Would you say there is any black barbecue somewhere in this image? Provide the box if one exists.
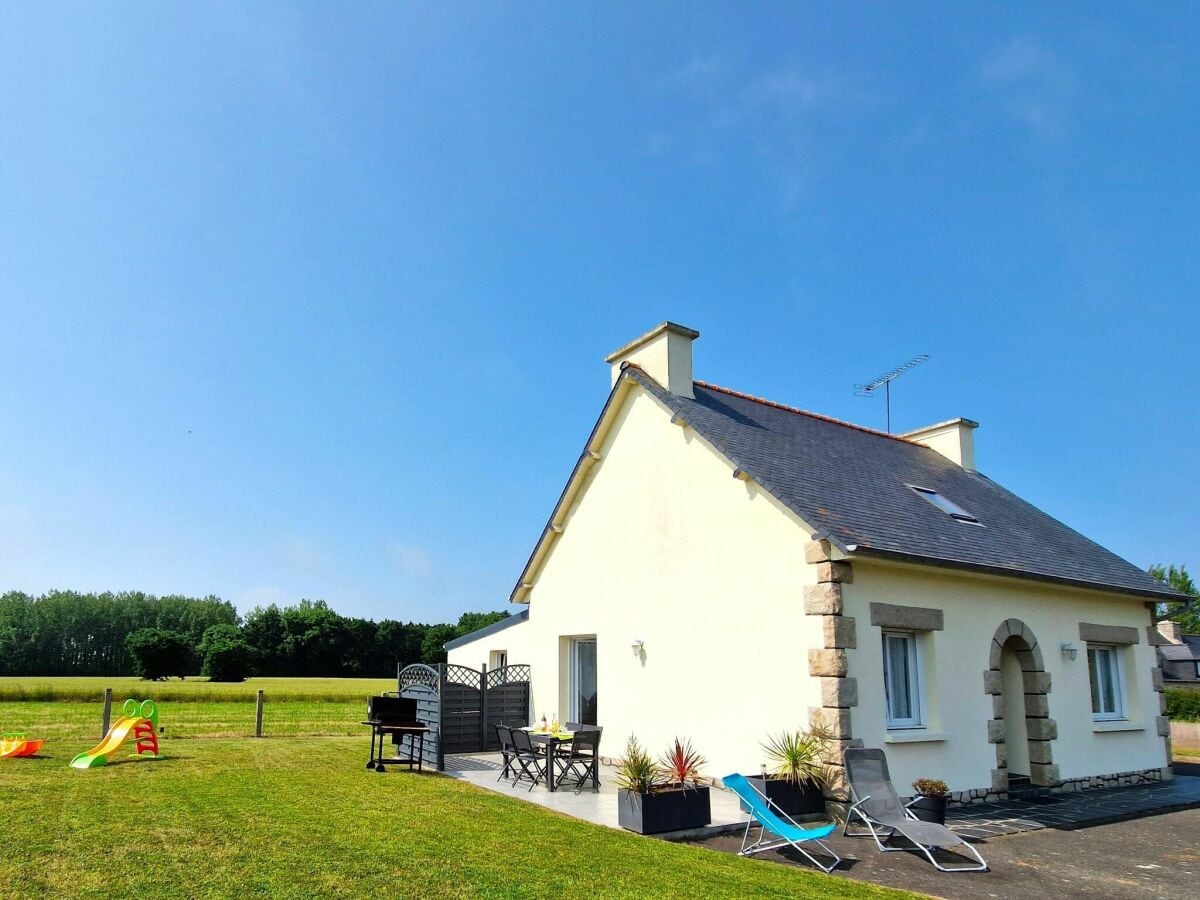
[362,694,429,772]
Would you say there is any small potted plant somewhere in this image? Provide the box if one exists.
[616,736,711,835]
[746,725,832,816]
[909,778,950,825]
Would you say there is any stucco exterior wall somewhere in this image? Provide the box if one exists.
[453,384,824,776]
[844,560,1168,796]
[447,618,532,673]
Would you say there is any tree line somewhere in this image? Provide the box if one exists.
[0,591,507,681]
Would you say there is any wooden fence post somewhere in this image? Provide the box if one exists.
[101,688,112,738]
[255,689,264,738]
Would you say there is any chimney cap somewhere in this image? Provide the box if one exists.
[604,322,700,364]
[901,417,979,438]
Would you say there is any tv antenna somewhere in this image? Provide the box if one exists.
[854,354,930,433]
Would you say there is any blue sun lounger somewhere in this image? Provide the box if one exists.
[722,773,842,873]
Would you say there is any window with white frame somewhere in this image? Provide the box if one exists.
[489,650,507,671]
[1087,644,1125,721]
[882,631,924,728]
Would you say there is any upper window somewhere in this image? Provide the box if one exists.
[1087,645,1126,721]
[909,485,981,525]
[882,631,924,728]
[489,650,508,671]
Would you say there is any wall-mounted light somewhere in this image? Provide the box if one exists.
[631,639,645,655]
[1060,642,1078,661]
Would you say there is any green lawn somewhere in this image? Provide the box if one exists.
[0,736,911,899]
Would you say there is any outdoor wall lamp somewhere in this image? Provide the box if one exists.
[631,639,644,655]
[1060,642,1078,661]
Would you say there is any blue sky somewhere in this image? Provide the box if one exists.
[1,4,1196,622]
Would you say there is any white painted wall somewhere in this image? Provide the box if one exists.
[452,383,823,776]
[448,619,532,675]
[845,561,1167,794]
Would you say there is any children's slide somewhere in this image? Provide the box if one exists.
[0,734,44,758]
[70,699,161,769]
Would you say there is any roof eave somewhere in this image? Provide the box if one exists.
[507,369,642,603]
[844,545,1189,603]
[443,609,529,651]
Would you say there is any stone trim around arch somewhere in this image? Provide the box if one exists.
[982,618,1060,789]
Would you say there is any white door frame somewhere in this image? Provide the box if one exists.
[568,637,597,724]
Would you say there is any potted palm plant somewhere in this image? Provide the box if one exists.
[745,725,832,816]
[909,778,950,825]
[616,736,711,835]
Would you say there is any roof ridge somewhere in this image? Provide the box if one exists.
[693,380,919,445]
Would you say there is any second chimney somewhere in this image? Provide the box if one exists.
[902,418,979,472]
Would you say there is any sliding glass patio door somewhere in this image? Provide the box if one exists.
[569,638,597,726]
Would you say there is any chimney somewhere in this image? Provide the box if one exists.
[902,418,979,472]
[1158,620,1183,645]
[605,322,699,398]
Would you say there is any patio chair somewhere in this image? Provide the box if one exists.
[557,727,603,792]
[495,725,517,782]
[509,727,548,791]
[842,748,987,873]
[722,773,842,873]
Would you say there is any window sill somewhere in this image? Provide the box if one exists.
[1092,720,1143,733]
[884,730,947,744]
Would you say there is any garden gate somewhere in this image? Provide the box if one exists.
[396,662,531,770]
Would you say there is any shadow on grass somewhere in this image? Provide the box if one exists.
[101,754,184,767]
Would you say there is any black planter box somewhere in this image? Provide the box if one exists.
[908,795,947,825]
[743,776,826,816]
[617,786,711,835]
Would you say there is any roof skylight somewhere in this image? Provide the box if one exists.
[909,485,982,525]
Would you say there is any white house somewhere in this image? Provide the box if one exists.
[447,322,1183,806]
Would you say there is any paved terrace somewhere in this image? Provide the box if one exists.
[947,770,1200,839]
[449,753,1200,842]
[444,752,750,838]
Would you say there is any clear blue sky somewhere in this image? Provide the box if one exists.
[1,4,1196,623]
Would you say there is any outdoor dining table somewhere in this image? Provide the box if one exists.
[525,729,575,792]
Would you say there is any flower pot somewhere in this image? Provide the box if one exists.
[617,786,712,835]
[909,794,947,825]
[743,775,826,816]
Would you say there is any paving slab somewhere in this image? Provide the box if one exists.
[444,752,749,837]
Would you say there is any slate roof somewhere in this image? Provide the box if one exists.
[628,367,1182,602]
[1160,635,1200,663]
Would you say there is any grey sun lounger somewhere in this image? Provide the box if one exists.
[843,748,987,872]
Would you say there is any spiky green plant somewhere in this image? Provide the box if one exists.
[657,737,707,789]
[761,724,833,788]
[613,735,663,794]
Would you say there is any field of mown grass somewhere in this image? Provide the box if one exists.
[0,737,911,899]
[0,676,395,702]
[0,676,395,741]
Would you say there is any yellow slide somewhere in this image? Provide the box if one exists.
[70,716,146,769]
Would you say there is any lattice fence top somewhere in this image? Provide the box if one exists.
[486,664,531,689]
[398,663,439,690]
[444,664,483,689]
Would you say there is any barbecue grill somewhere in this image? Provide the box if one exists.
[362,694,429,772]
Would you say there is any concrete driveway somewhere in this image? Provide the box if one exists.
[692,794,1200,899]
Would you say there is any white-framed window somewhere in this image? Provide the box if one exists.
[489,650,507,671]
[882,630,924,728]
[1087,644,1126,721]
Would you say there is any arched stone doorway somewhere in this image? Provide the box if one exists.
[983,619,1059,792]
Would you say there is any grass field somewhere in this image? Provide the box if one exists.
[0,677,396,742]
[0,676,395,703]
[0,736,910,899]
